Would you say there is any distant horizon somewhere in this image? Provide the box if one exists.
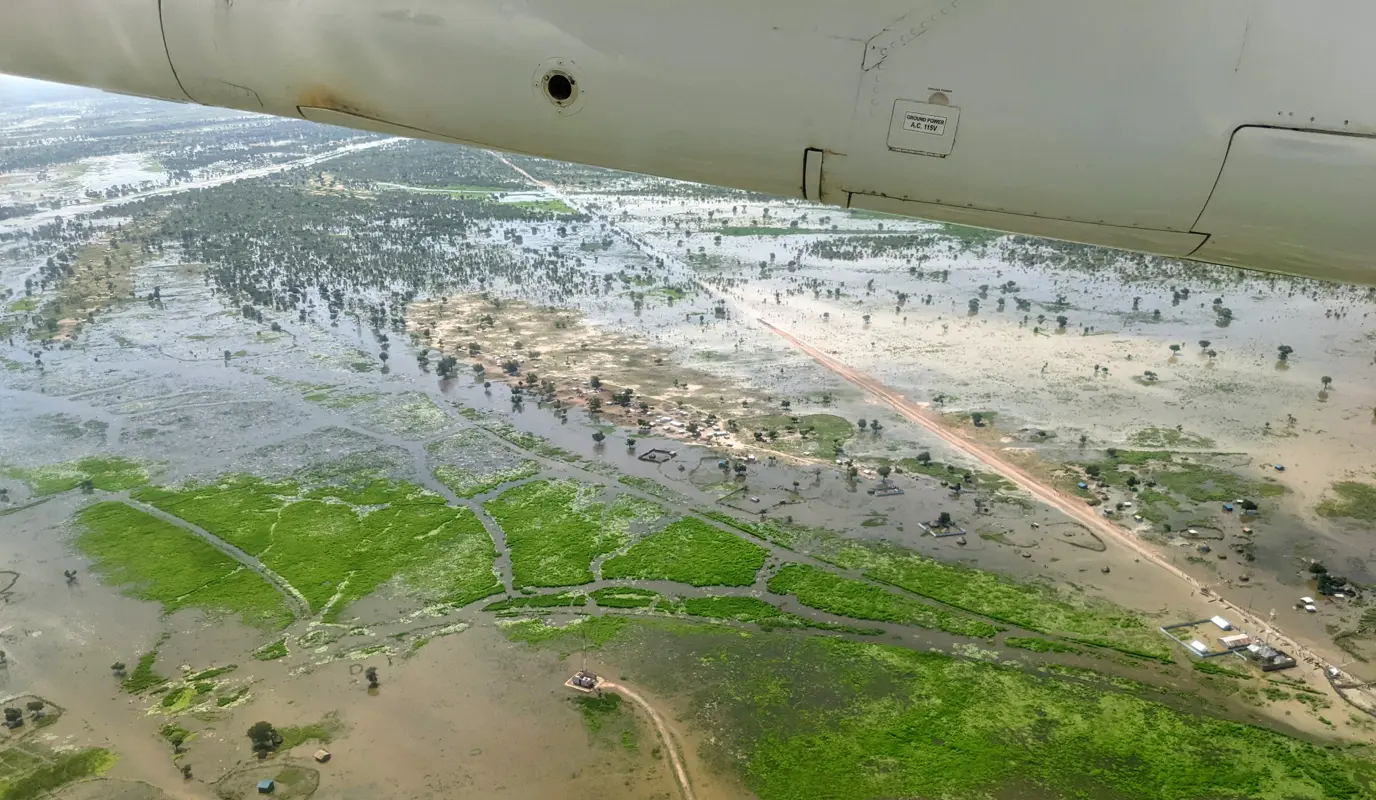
[0,73,103,103]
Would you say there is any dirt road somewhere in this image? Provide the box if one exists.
[600,681,695,800]
[492,148,1334,684]
[755,317,1332,676]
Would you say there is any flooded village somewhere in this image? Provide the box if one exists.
[1,81,1375,799]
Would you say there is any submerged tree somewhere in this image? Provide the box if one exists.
[247,721,281,756]
[1321,375,1333,389]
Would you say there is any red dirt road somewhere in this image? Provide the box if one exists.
[756,317,1327,672]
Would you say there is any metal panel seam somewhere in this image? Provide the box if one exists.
[156,0,193,101]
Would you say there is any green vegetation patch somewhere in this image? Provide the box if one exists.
[254,638,288,661]
[767,564,997,638]
[617,473,674,499]
[700,510,822,550]
[122,650,169,693]
[602,518,767,587]
[483,591,587,614]
[742,414,854,460]
[485,480,634,588]
[1005,636,1082,654]
[303,389,379,409]
[1150,461,1286,504]
[572,691,624,733]
[679,595,875,634]
[133,475,297,556]
[269,497,499,616]
[217,688,250,706]
[590,587,663,609]
[896,457,1013,492]
[500,615,628,652]
[510,198,577,214]
[1129,427,1215,449]
[77,502,294,630]
[6,297,39,312]
[821,540,1170,660]
[136,478,500,619]
[278,712,342,750]
[0,747,115,800]
[481,420,581,462]
[716,226,838,236]
[351,392,451,438]
[538,620,1376,800]
[683,596,800,626]
[427,429,540,497]
[571,691,641,751]
[188,665,237,682]
[1316,481,1376,523]
[3,455,148,496]
[1194,660,1251,679]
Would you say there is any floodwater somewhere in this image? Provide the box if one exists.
[5,95,1376,798]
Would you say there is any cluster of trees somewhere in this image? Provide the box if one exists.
[1308,562,1352,596]
[247,721,283,757]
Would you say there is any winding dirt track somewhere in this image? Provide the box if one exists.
[756,318,1326,671]
[601,681,695,800]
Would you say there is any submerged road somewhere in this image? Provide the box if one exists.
[0,136,401,237]
[600,680,695,800]
[754,317,1332,678]
[491,150,1338,688]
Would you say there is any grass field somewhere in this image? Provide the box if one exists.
[500,615,628,651]
[481,420,582,462]
[818,540,1171,660]
[895,457,1014,492]
[510,198,577,214]
[483,591,587,614]
[253,638,288,661]
[590,587,664,609]
[485,480,664,588]
[1316,481,1376,523]
[3,455,148,496]
[699,510,818,549]
[1129,427,1216,449]
[512,617,1376,800]
[76,502,294,630]
[349,392,451,438]
[0,746,115,800]
[602,518,766,586]
[741,413,854,460]
[428,429,541,497]
[134,478,501,619]
[1148,461,1286,504]
[767,564,998,638]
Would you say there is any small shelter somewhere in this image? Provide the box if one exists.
[257,778,275,794]
[313,749,331,763]
[564,669,605,693]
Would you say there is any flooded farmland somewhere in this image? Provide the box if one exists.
[2,84,1375,800]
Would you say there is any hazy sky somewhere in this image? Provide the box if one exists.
[0,74,98,104]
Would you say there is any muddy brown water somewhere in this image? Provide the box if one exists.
[5,129,1376,797]
[0,495,689,799]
